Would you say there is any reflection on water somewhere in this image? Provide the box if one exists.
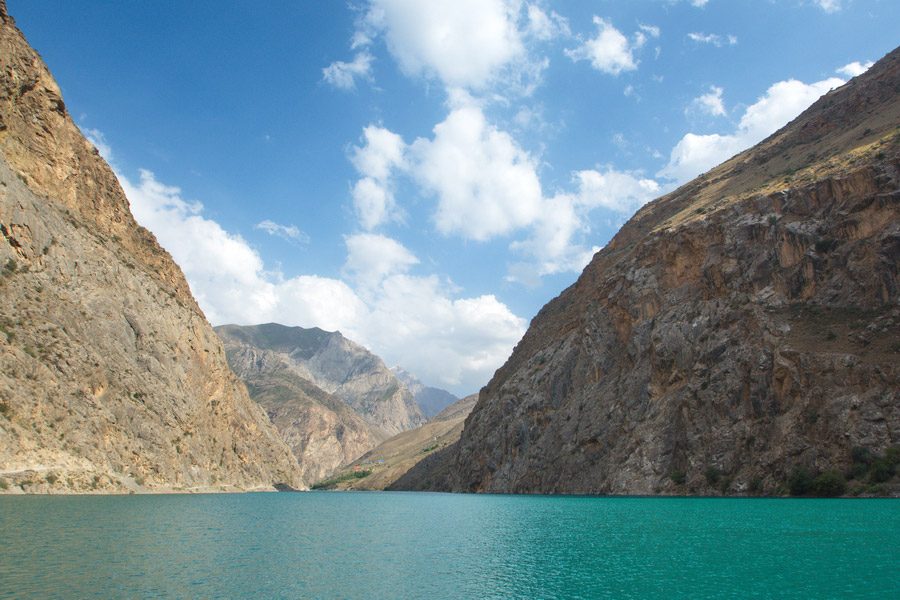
[1,492,898,599]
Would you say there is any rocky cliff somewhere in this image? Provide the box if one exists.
[215,323,426,439]
[391,366,458,418]
[0,3,304,493]
[318,394,477,491]
[215,325,385,485]
[406,46,900,496]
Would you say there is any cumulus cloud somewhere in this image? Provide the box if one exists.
[361,274,527,386]
[343,233,419,291]
[359,0,528,90]
[659,75,844,183]
[574,168,661,213]
[565,16,652,75]
[349,125,408,230]
[687,32,738,47]
[411,104,544,241]
[837,61,873,78]
[256,220,309,244]
[507,167,661,285]
[688,85,727,117]
[322,51,374,90]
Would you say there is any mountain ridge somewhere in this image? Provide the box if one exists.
[398,45,900,496]
[216,323,426,438]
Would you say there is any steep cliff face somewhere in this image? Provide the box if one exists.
[216,323,426,439]
[424,46,900,496]
[0,4,303,493]
[216,329,385,485]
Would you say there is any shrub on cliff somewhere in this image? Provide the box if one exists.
[868,458,896,484]
[788,465,813,496]
[812,470,846,497]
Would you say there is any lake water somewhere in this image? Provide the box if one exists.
[1,492,898,599]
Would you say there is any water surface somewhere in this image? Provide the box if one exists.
[1,492,897,599]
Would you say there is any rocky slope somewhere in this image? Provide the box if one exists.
[215,323,426,438]
[215,328,385,485]
[402,46,900,496]
[319,394,477,491]
[0,3,304,493]
[390,366,458,418]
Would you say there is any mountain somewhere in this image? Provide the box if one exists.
[314,394,477,491]
[390,366,458,418]
[0,4,303,493]
[215,325,385,485]
[215,323,426,438]
[399,46,900,496]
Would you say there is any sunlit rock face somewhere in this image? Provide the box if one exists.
[404,45,900,496]
[0,3,303,493]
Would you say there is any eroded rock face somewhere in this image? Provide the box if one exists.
[216,324,426,439]
[0,3,303,493]
[421,46,900,496]
[216,333,385,486]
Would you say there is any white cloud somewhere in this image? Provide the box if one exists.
[361,274,526,387]
[507,167,661,285]
[343,233,419,290]
[411,104,544,241]
[737,77,843,140]
[362,0,527,90]
[256,220,309,244]
[837,61,873,78]
[322,51,374,90]
[641,24,661,38]
[349,125,408,230]
[687,32,738,47]
[565,16,642,75]
[813,0,842,13]
[574,168,661,213]
[659,75,844,183]
[658,133,745,183]
[350,125,407,181]
[688,85,727,117]
[526,4,570,41]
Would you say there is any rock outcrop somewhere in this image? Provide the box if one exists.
[390,366,458,418]
[215,323,426,438]
[405,46,900,496]
[0,3,303,493]
[215,326,385,485]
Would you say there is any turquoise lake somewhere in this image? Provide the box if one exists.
[1,492,898,599]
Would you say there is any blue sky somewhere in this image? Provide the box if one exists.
[9,0,899,395]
